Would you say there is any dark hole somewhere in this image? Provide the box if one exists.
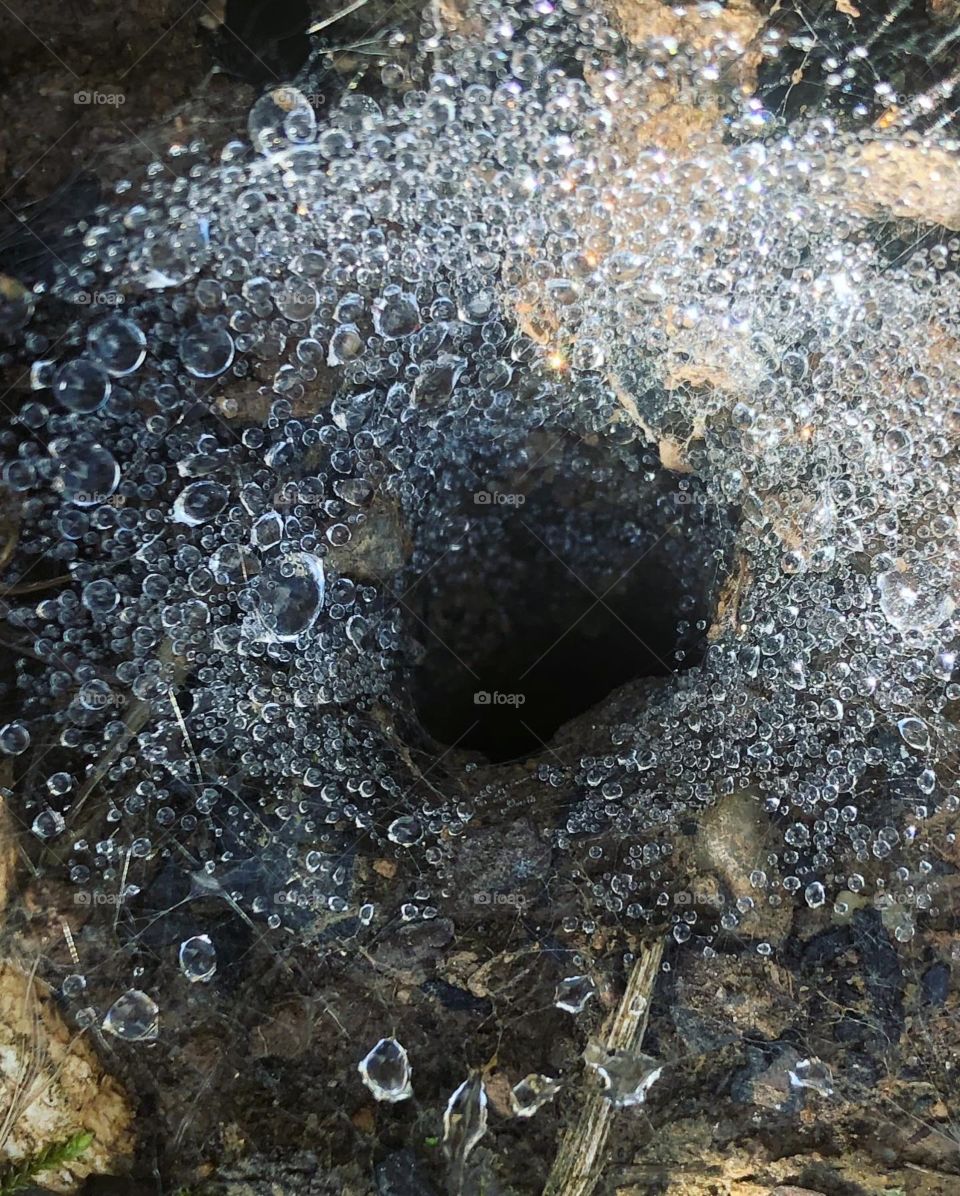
[406,445,735,763]
[212,0,312,85]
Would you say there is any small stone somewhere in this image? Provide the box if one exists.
[0,962,134,1184]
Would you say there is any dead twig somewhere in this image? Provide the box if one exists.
[544,937,665,1196]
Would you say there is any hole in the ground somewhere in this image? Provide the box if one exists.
[406,441,737,763]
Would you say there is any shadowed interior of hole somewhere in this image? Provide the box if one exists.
[407,453,732,763]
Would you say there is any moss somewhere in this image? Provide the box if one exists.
[0,1130,94,1195]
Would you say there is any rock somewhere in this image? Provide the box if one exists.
[696,791,793,944]
[372,919,456,981]
[920,961,951,1007]
[929,0,960,22]
[249,997,315,1060]
[850,910,905,1045]
[602,0,763,92]
[375,1150,439,1196]
[449,818,551,901]
[732,1044,802,1110]
[829,889,869,924]
[670,954,796,1048]
[0,962,134,1193]
[81,1180,156,1195]
[841,141,960,231]
[325,497,410,581]
[421,978,493,1017]
[801,926,853,967]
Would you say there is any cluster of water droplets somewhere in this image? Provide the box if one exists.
[1,0,959,1037]
[542,105,960,945]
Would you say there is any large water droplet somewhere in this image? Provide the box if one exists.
[253,553,326,641]
[179,935,217,983]
[443,1074,488,1163]
[102,989,159,1041]
[358,1037,412,1102]
[555,974,596,1013]
[87,315,147,376]
[172,481,229,526]
[511,1073,562,1118]
[179,324,235,378]
[248,86,317,155]
[53,360,111,413]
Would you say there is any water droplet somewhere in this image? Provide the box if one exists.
[53,360,111,413]
[555,974,596,1014]
[583,1041,663,1107]
[443,1074,488,1163]
[253,553,325,641]
[0,722,30,754]
[31,808,65,840]
[87,316,147,376]
[248,86,317,155]
[387,816,422,846]
[358,1037,412,1102]
[102,989,159,1041]
[179,324,235,378]
[511,1073,562,1118]
[172,481,229,526]
[58,444,120,507]
[898,717,929,751]
[878,566,954,634]
[179,935,217,983]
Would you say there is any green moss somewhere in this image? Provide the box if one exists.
[0,1130,94,1194]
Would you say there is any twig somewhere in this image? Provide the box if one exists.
[0,575,71,596]
[543,938,665,1196]
[308,0,370,36]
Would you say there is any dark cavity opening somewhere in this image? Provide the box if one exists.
[406,442,735,763]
